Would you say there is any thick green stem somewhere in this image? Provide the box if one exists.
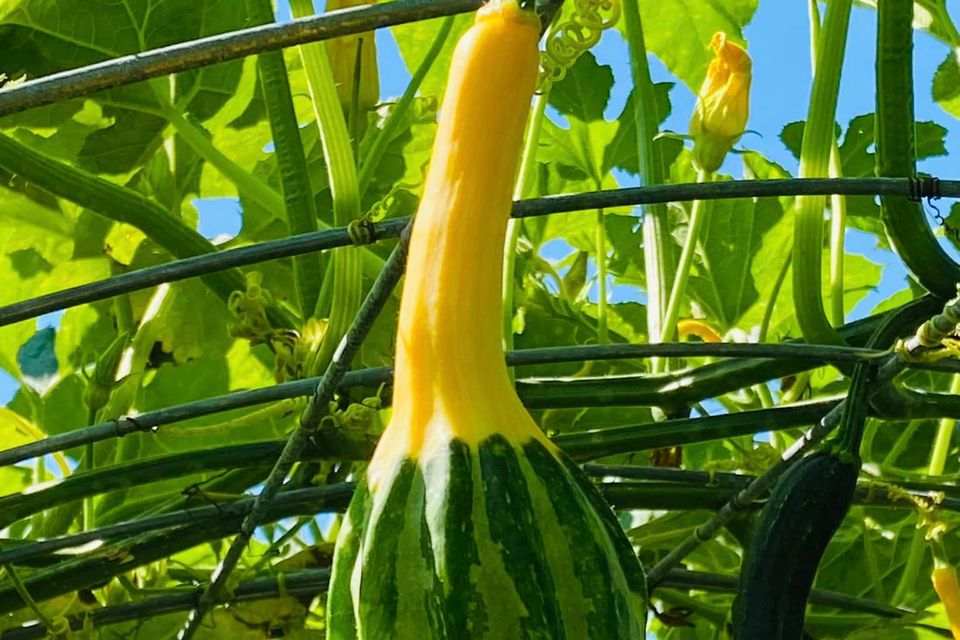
[809,0,848,327]
[621,0,674,371]
[828,147,847,326]
[596,208,608,342]
[0,134,246,305]
[152,86,284,215]
[759,251,792,343]
[793,0,851,345]
[290,0,364,376]
[661,169,712,343]
[246,0,323,317]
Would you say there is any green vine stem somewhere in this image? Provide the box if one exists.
[621,0,674,373]
[890,373,960,605]
[828,147,848,325]
[660,168,712,344]
[596,207,609,342]
[808,0,848,327]
[2,564,61,634]
[2,311,951,471]
[289,0,364,377]
[150,83,284,215]
[0,134,247,308]
[793,0,852,345]
[876,0,960,297]
[357,16,456,197]
[152,80,389,281]
[247,0,323,318]
[504,92,549,372]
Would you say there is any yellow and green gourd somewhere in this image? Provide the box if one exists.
[325,1,648,637]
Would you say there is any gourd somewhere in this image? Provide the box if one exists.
[932,561,960,639]
[731,362,868,638]
[325,1,647,638]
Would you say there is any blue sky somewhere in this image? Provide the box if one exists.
[2,1,958,406]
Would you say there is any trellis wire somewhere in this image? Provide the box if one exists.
[179,226,411,638]
[0,569,332,640]
[592,465,960,512]
[7,464,957,572]
[0,0,956,628]
[0,400,844,531]
[0,342,901,468]
[0,484,354,568]
[0,178,957,327]
[0,0,483,119]
[0,565,905,640]
[658,570,909,619]
[644,293,960,587]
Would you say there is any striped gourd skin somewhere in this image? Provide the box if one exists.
[327,435,647,639]
[327,1,646,636]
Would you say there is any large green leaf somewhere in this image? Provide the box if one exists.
[548,51,614,122]
[933,48,960,120]
[630,0,758,91]
[0,0,250,173]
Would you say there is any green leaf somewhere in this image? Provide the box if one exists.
[780,115,948,173]
[684,171,785,329]
[630,0,758,91]
[0,0,250,174]
[548,52,614,122]
[933,49,960,120]
[780,115,948,230]
[603,85,680,175]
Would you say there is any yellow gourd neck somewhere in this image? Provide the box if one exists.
[374,1,543,470]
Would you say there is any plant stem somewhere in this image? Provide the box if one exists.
[758,250,792,343]
[661,168,712,343]
[794,0,852,345]
[596,207,609,342]
[151,83,284,215]
[290,0,364,379]
[808,0,848,327]
[621,0,673,371]
[828,146,847,326]
[248,0,323,317]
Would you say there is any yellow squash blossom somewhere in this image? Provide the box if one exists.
[325,0,379,130]
[689,32,751,172]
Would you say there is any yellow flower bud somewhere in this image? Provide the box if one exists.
[325,0,379,132]
[689,32,751,172]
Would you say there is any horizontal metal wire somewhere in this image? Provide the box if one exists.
[0,341,920,468]
[658,569,909,618]
[0,484,354,567]
[2,177,957,328]
[0,218,408,327]
[0,565,907,639]
[0,0,482,118]
[0,568,333,640]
